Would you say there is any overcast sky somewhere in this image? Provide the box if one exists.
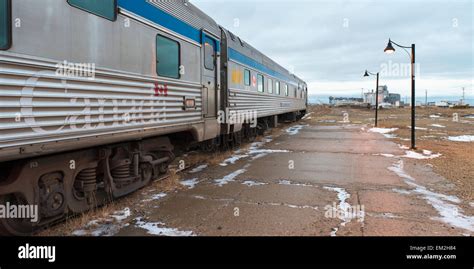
[192,0,473,97]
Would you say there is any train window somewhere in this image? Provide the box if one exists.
[284,84,289,96]
[275,81,280,95]
[156,35,180,79]
[0,0,11,50]
[67,0,117,21]
[268,79,273,94]
[244,69,251,86]
[204,40,214,70]
[294,88,297,98]
[257,74,264,92]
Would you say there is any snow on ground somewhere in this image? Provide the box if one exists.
[141,193,167,203]
[242,180,267,187]
[278,179,314,187]
[180,178,199,189]
[72,208,131,236]
[431,124,446,128]
[448,135,474,142]
[430,115,441,118]
[214,169,247,187]
[286,124,308,135]
[369,128,398,134]
[398,144,409,150]
[368,128,398,138]
[373,153,396,158]
[302,112,313,120]
[134,218,195,236]
[220,154,249,166]
[189,164,208,173]
[388,160,473,232]
[323,186,364,236]
[407,126,428,130]
[402,150,441,159]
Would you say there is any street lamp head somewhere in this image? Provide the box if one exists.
[363,70,370,77]
[384,39,395,54]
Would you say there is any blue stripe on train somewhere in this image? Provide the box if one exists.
[118,0,296,85]
[228,48,296,85]
[118,0,202,43]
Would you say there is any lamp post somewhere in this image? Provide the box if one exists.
[384,39,416,149]
[364,70,380,127]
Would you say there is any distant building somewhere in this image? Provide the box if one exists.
[364,85,401,107]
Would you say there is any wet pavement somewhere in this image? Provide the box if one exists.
[76,121,474,236]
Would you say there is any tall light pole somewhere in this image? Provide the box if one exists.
[364,70,380,127]
[384,39,416,149]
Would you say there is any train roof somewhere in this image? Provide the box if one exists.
[224,27,305,87]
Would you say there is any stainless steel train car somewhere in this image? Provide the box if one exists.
[0,0,307,234]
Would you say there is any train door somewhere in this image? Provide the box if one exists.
[202,34,218,118]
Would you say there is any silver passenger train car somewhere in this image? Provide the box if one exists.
[0,0,307,234]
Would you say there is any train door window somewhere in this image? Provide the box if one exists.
[275,81,280,95]
[244,69,251,86]
[294,88,297,97]
[268,79,273,94]
[156,35,180,79]
[257,74,264,92]
[284,84,289,96]
[67,0,117,21]
[0,0,11,50]
[204,37,215,70]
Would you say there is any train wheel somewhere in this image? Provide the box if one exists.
[0,194,37,236]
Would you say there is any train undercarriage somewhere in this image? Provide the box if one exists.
[0,111,305,235]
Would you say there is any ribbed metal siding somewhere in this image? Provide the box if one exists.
[147,0,220,36]
[0,54,202,153]
[228,88,306,118]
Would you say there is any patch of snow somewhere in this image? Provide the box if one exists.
[431,124,446,128]
[189,164,208,173]
[429,115,441,118]
[319,119,336,123]
[135,218,195,236]
[248,149,290,154]
[369,127,398,134]
[220,154,249,166]
[388,160,473,232]
[278,180,314,187]
[242,180,267,187]
[286,124,308,135]
[448,135,474,142]
[214,169,246,187]
[180,178,199,189]
[193,195,206,200]
[398,144,410,150]
[302,112,313,120]
[110,208,131,222]
[470,202,474,208]
[407,126,428,130]
[392,188,412,195]
[323,186,364,236]
[373,153,395,158]
[402,150,441,159]
[72,208,131,236]
[141,193,167,202]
